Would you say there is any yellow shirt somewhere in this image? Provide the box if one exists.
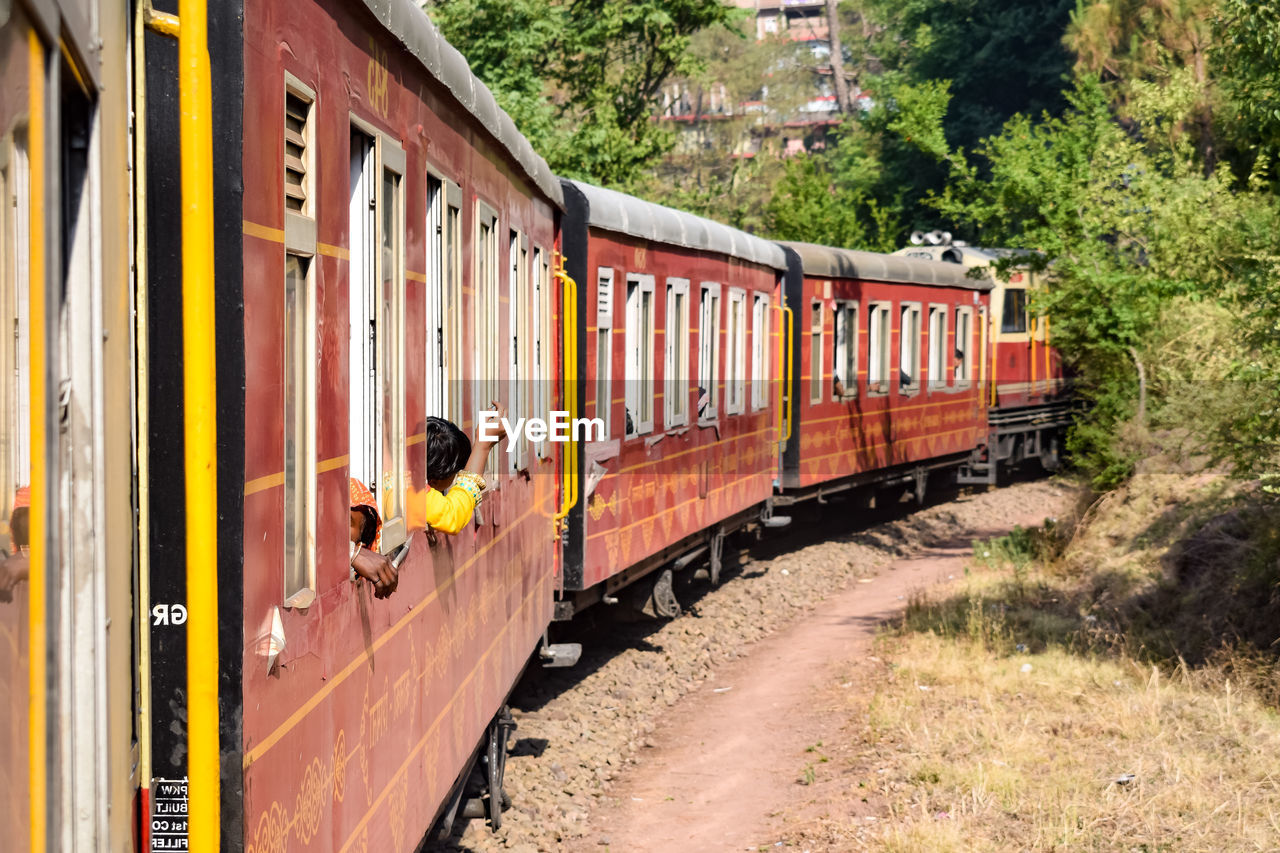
[406,484,477,534]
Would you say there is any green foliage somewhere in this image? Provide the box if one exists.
[426,0,735,184]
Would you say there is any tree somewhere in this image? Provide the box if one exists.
[426,0,735,184]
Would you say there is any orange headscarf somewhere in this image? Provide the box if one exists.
[349,477,382,551]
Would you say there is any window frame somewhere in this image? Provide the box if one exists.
[474,200,501,487]
[832,299,858,401]
[507,230,531,473]
[697,282,721,423]
[1000,287,1028,334]
[595,267,615,440]
[624,274,656,437]
[927,303,948,390]
[954,305,974,386]
[533,246,551,456]
[0,131,31,560]
[348,119,408,552]
[424,171,462,422]
[726,288,747,415]
[899,301,922,396]
[751,292,770,411]
[808,299,824,404]
[866,301,891,396]
[664,277,691,428]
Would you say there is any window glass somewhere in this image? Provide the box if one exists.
[283,254,314,603]
[1,134,31,564]
[425,176,445,418]
[380,167,404,524]
[1002,288,1028,333]
[697,284,720,421]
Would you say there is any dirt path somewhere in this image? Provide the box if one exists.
[570,516,1052,852]
[446,480,1073,853]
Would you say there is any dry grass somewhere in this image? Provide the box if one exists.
[785,465,1280,851]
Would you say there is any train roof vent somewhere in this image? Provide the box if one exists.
[284,91,311,214]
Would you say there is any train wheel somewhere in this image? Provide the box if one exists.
[1039,434,1062,472]
[651,568,681,619]
[483,707,517,829]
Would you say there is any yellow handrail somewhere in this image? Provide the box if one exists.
[1030,316,1038,389]
[177,0,222,846]
[554,256,579,522]
[1043,315,1051,388]
[782,305,794,444]
[27,29,48,853]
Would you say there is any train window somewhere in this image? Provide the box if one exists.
[809,301,823,403]
[833,301,858,400]
[1001,288,1028,333]
[534,248,551,455]
[751,293,770,411]
[446,198,462,421]
[927,305,948,389]
[697,283,721,422]
[424,174,454,420]
[664,278,690,428]
[348,127,407,551]
[0,132,31,559]
[726,289,746,415]
[899,303,922,394]
[596,268,614,439]
[624,274,656,436]
[867,302,891,394]
[475,204,500,487]
[508,232,531,472]
[955,306,974,384]
[283,254,316,606]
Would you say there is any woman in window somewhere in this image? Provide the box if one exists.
[406,405,508,535]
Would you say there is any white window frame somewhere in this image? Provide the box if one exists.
[867,301,891,395]
[533,247,551,456]
[899,302,922,395]
[625,274,656,436]
[664,278,691,428]
[697,282,721,422]
[751,292,770,410]
[833,300,858,401]
[927,304,948,389]
[808,299,824,404]
[726,288,747,415]
[425,172,461,421]
[349,122,408,552]
[595,267,614,440]
[954,305,974,386]
[508,230,531,472]
[474,202,501,486]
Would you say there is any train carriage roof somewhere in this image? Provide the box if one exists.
[563,180,788,271]
[361,0,564,208]
[778,240,993,290]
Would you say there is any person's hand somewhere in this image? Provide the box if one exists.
[351,546,398,599]
[485,401,509,444]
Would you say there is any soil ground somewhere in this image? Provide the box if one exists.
[440,478,1073,853]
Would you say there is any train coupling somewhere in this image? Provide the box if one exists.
[539,642,582,668]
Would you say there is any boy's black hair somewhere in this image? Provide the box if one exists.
[9,506,28,549]
[426,416,471,482]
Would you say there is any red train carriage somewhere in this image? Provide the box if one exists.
[893,243,1072,481]
[137,0,566,849]
[558,181,788,617]
[775,242,992,504]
